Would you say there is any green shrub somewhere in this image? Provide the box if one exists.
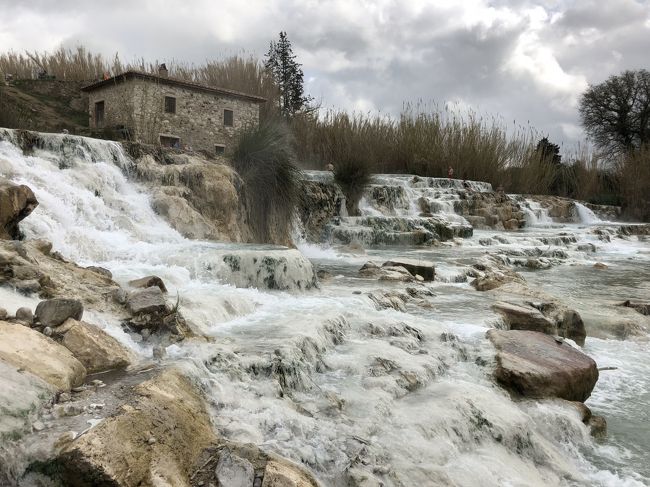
[232,119,302,243]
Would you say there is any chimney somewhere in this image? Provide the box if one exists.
[158,63,168,78]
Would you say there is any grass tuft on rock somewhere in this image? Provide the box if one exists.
[232,119,302,243]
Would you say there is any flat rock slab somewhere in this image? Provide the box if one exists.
[382,258,435,281]
[487,329,598,402]
[35,298,84,327]
[0,321,86,391]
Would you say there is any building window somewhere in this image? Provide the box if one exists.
[224,109,234,127]
[164,96,176,114]
[160,135,181,148]
[215,145,225,155]
[94,101,105,127]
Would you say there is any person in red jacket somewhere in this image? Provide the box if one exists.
[447,166,454,179]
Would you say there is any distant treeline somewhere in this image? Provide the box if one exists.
[1,46,647,220]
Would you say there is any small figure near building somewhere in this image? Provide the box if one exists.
[447,166,454,179]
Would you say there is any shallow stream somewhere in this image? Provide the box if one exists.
[0,131,648,486]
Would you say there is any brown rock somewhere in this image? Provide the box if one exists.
[261,460,319,487]
[56,318,133,374]
[127,287,167,315]
[58,369,215,486]
[0,178,38,240]
[85,266,113,279]
[492,301,556,335]
[487,329,598,402]
[359,261,414,282]
[35,298,83,327]
[489,283,587,345]
[619,300,650,316]
[382,258,435,281]
[588,415,607,439]
[15,306,33,323]
[0,321,86,391]
[129,275,168,293]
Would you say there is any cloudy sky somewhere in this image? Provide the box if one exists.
[1,0,649,150]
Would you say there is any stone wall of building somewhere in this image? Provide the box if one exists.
[86,78,261,153]
[86,78,139,133]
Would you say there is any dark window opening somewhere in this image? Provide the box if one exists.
[215,145,225,155]
[224,109,234,127]
[164,96,176,114]
[160,136,181,148]
[94,101,105,127]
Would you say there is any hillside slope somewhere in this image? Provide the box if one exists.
[0,79,89,134]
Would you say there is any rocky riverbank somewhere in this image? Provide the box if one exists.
[1,129,648,486]
[0,173,320,486]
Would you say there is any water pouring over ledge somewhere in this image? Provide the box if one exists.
[0,129,648,486]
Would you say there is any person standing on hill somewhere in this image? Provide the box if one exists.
[447,166,454,179]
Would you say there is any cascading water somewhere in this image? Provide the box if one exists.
[521,198,554,227]
[575,202,603,225]
[304,171,477,246]
[1,132,648,486]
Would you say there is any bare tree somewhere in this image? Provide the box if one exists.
[579,69,650,156]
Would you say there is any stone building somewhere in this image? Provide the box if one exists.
[81,66,265,154]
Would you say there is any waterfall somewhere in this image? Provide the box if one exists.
[522,198,553,227]
[575,202,603,225]
[1,132,648,486]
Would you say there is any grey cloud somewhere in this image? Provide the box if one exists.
[556,0,646,29]
[2,0,650,150]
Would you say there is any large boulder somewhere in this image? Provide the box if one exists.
[127,286,167,315]
[128,275,168,293]
[382,258,435,281]
[0,361,55,485]
[487,329,598,402]
[455,191,526,230]
[150,188,222,240]
[298,180,344,242]
[55,319,133,374]
[35,298,84,327]
[492,301,556,335]
[0,321,86,391]
[489,283,587,345]
[0,240,126,317]
[57,369,216,487]
[359,261,414,282]
[221,250,318,291]
[619,300,650,316]
[0,178,39,240]
[133,154,253,242]
[469,258,525,291]
[0,360,53,439]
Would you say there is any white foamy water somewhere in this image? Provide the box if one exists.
[522,198,554,226]
[575,202,603,225]
[1,131,648,486]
